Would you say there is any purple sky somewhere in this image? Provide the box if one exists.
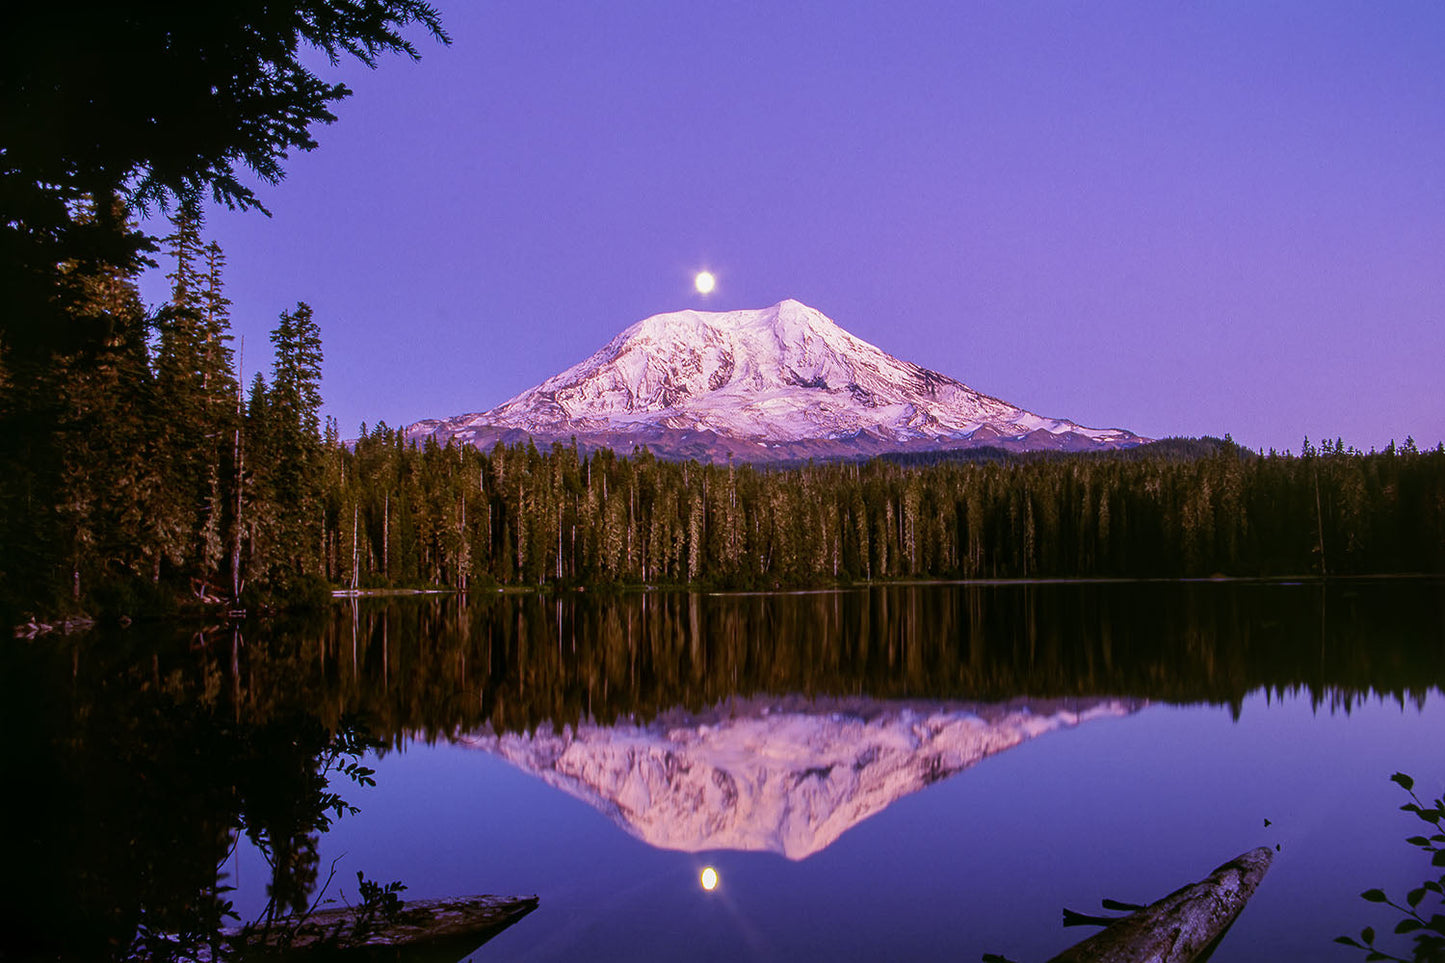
[141,1,1445,454]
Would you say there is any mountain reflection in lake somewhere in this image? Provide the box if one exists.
[4,581,1443,961]
[464,696,1140,859]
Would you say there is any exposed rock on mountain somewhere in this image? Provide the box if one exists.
[406,300,1145,461]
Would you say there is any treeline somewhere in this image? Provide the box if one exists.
[0,204,335,620]
[323,428,1445,591]
[6,196,1443,621]
[297,582,1445,737]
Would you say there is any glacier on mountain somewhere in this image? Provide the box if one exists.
[407,300,1145,461]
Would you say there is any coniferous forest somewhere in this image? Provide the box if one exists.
[7,181,1445,627]
[4,5,1444,626]
[327,428,1445,592]
[5,196,1445,622]
[0,2,448,624]
[8,9,1445,963]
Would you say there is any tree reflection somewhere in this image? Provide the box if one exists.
[237,714,382,928]
[1,625,384,961]
[285,580,1445,737]
[1,579,1441,959]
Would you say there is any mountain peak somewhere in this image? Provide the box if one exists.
[618,299,835,344]
[769,297,834,325]
[406,301,1148,461]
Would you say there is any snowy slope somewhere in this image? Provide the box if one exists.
[407,300,1146,460]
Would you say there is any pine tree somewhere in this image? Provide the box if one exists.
[1,2,447,615]
[148,202,239,587]
[2,3,447,373]
[1,195,160,614]
[52,212,157,603]
[266,302,325,581]
[270,302,324,441]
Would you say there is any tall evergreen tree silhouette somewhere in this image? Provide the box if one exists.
[0,2,446,617]
[267,302,326,579]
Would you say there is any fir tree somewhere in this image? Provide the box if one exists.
[1,2,446,615]
[270,302,324,441]
[150,203,239,585]
[266,302,326,581]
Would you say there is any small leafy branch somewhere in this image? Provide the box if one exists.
[241,716,387,933]
[315,723,380,828]
[1336,772,1445,962]
[352,870,408,939]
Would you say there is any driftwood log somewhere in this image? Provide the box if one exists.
[1047,847,1274,963]
[228,894,539,956]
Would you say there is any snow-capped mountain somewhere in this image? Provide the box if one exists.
[407,300,1146,461]
[460,696,1139,860]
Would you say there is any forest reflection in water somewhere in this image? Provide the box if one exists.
[276,579,1442,737]
[3,579,1443,960]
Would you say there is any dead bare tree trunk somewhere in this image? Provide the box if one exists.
[1048,848,1273,963]
[231,337,244,603]
[350,503,360,591]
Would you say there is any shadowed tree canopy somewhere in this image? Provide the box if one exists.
[0,1,448,360]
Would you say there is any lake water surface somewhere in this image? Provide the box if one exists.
[6,581,1444,961]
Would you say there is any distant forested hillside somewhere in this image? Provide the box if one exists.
[873,435,1243,468]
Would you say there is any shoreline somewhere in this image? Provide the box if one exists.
[333,571,1445,602]
[13,573,1440,635]
[332,587,458,598]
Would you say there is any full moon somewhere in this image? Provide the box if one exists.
[694,271,716,295]
[700,866,719,891]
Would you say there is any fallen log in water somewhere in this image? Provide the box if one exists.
[228,894,539,956]
[1047,847,1274,963]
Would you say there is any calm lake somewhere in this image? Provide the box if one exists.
[6,580,1444,961]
